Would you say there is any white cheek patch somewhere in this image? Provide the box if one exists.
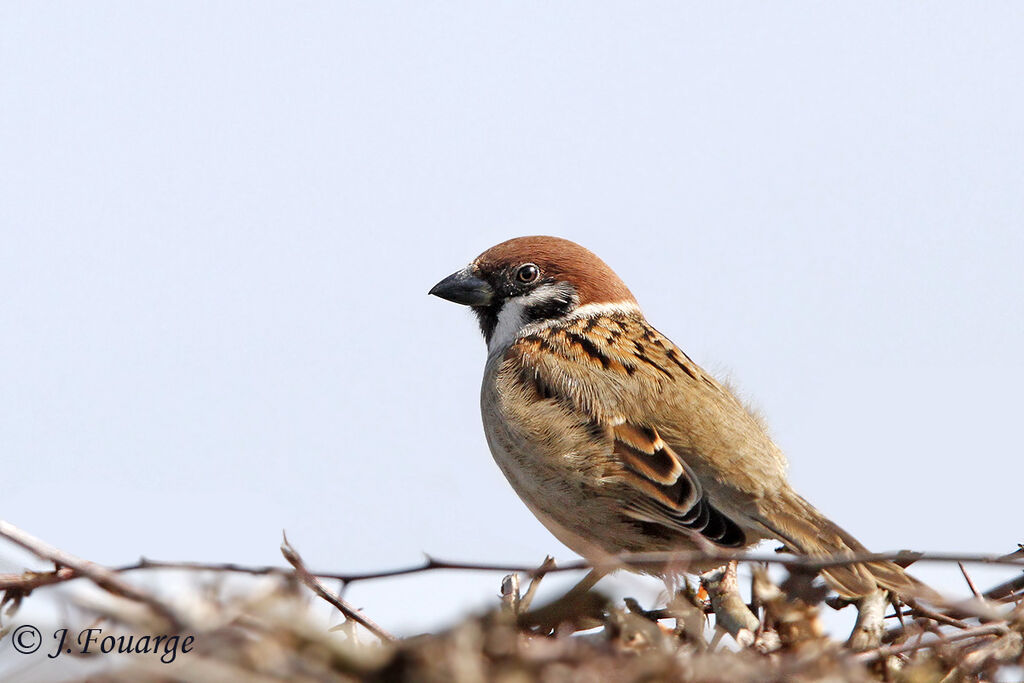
[487,283,575,356]
[488,298,530,355]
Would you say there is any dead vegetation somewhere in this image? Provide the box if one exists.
[2,520,1023,682]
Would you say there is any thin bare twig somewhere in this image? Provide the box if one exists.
[6,548,1023,601]
[0,520,183,629]
[318,549,1024,584]
[0,559,294,593]
[0,566,78,591]
[959,562,983,599]
[855,623,1010,664]
[280,532,395,642]
[983,573,1024,602]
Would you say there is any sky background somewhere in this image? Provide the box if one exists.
[2,1,1022,662]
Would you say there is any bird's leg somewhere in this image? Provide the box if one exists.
[847,587,888,650]
[518,555,558,612]
[701,561,759,646]
[518,568,608,631]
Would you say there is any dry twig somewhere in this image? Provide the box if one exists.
[0,520,183,629]
[279,532,395,642]
[5,548,1024,596]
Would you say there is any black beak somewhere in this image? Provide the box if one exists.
[429,266,494,306]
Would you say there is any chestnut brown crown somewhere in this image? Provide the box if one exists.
[473,236,636,307]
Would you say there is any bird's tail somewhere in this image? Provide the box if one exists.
[757,488,937,601]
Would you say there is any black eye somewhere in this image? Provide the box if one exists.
[515,263,540,284]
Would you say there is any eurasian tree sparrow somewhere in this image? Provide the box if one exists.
[430,236,921,599]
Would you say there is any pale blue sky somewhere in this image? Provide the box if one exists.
[1,2,1022,645]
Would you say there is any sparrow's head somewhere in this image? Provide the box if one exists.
[430,236,637,349]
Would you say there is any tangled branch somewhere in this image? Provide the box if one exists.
[2,519,1023,682]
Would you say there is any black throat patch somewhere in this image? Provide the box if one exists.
[474,281,577,346]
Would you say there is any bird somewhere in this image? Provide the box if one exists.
[429,235,925,600]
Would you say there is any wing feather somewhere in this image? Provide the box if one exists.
[509,315,747,548]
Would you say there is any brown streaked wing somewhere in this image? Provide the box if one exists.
[612,423,745,547]
[509,317,747,548]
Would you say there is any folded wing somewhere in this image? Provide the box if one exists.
[612,421,746,548]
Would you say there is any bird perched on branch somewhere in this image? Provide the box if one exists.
[430,236,926,600]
